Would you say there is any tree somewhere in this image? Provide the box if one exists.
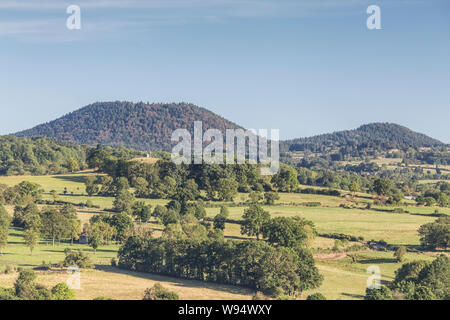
[40,207,66,246]
[84,176,99,196]
[216,178,238,201]
[142,283,179,300]
[0,205,10,254]
[413,285,436,300]
[248,191,263,204]
[63,249,93,268]
[133,177,149,198]
[271,165,298,192]
[24,228,40,255]
[14,270,37,299]
[213,206,229,230]
[109,212,134,242]
[349,181,360,195]
[373,178,393,196]
[61,204,81,245]
[394,246,407,262]
[417,255,450,300]
[306,293,326,300]
[437,193,449,207]
[264,192,280,205]
[183,202,206,220]
[418,216,449,249]
[392,260,429,286]
[160,210,180,227]
[89,221,114,253]
[113,189,135,213]
[262,216,315,248]
[174,179,199,202]
[241,204,270,240]
[152,205,168,220]
[51,283,75,300]
[67,157,80,172]
[14,270,51,300]
[132,201,152,223]
[364,285,393,300]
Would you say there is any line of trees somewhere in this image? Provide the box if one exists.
[118,236,322,298]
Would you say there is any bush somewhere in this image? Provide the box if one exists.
[51,283,75,300]
[62,249,93,269]
[142,283,179,300]
[4,265,15,274]
[303,202,321,207]
[365,285,393,300]
[306,293,326,300]
[110,258,118,267]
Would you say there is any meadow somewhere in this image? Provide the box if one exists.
[0,172,448,300]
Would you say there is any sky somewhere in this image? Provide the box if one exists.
[0,0,449,143]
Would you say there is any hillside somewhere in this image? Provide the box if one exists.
[14,101,242,152]
[281,123,444,154]
[0,136,144,176]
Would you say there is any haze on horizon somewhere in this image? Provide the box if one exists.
[1,0,449,143]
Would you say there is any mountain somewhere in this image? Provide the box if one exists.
[281,123,444,154]
[14,101,242,152]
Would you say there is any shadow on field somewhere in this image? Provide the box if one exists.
[94,265,252,296]
[341,293,365,299]
[358,258,398,264]
[9,233,23,237]
[53,175,89,183]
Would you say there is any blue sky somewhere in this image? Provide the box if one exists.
[0,0,449,142]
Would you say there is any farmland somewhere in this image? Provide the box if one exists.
[0,172,447,300]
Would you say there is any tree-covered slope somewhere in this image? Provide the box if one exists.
[14,101,242,152]
[0,136,144,176]
[281,123,444,154]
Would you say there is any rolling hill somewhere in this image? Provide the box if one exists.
[280,123,444,154]
[14,101,242,152]
[14,102,444,155]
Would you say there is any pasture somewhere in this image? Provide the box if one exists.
[0,173,447,300]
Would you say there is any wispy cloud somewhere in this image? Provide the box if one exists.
[0,0,427,42]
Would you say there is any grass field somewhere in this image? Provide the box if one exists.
[0,172,448,300]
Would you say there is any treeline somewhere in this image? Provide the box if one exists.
[85,147,450,208]
[118,237,322,297]
[365,255,449,300]
[0,136,145,176]
[0,270,75,300]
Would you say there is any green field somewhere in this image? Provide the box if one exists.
[0,173,448,300]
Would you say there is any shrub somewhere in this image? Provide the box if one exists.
[110,258,118,267]
[51,283,75,300]
[142,283,179,300]
[365,285,393,300]
[62,249,93,269]
[394,246,407,262]
[306,293,326,300]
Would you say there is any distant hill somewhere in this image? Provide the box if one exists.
[281,123,444,155]
[14,102,444,156]
[15,101,242,152]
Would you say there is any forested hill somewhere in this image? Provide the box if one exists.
[14,101,242,152]
[281,123,444,154]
